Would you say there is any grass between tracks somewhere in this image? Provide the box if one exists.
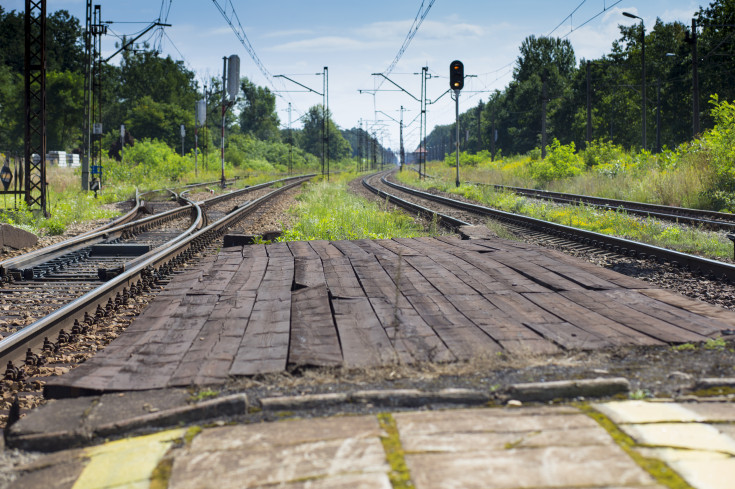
[279,172,436,241]
[395,169,732,262]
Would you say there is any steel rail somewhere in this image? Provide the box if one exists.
[408,165,735,230]
[0,175,308,279]
[477,183,735,231]
[361,174,470,229]
[378,174,735,282]
[0,175,313,372]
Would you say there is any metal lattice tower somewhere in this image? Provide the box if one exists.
[81,0,92,191]
[24,0,47,215]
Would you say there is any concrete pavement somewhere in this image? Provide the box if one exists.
[8,399,735,489]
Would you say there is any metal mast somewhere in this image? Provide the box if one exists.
[24,0,47,214]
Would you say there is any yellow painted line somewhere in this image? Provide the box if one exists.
[72,428,187,489]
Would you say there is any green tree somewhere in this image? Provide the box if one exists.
[300,105,352,161]
[237,77,280,141]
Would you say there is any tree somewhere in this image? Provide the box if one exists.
[237,77,280,141]
[300,105,352,161]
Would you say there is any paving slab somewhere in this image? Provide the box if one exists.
[593,400,705,424]
[168,416,388,489]
[406,446,658,489]
[620,422,735,455]
[665,458,735,489]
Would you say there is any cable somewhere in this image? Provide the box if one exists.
[381,0,436,79]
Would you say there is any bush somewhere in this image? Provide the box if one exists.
[528,139,583,184]
[582,139,626,168]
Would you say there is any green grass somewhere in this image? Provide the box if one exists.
[279,175,434,241]
[397,169,733,262]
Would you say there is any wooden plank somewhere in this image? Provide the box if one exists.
[403,255,479,297]
[448,294,561,354]
[405,293,502,359]
[293,257,325,288]
[391,238,521,295]
[560,289,711,343]
[230,255,294,375]
[602,289,725,337]
[287,240,320,258]
[169,295,256,386]
[401,238,549,294]
[350,254,454,363]
[523,292,663,348]
[489,254,587,292]
[309,240,344,258]
[331,239,371,258]
[374,239,422,256]
[289,283,343,367]
[332,297,397,367]
[638,288,735,327]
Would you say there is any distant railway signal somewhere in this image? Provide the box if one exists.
[450,60,464,90]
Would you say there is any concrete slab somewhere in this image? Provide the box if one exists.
[400,427,615,453]
[621,422,735,455]
[168,416,388,489]
[0,223,38,250]
[667,458,735,489]
[74,428,187,489]
[187,415,382,452]
[405,446,657,489]
[394,407,596,437]
[593,400,704,424]
[682,402,735,422]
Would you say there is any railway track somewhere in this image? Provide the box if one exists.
[414,167,735,231]
[0,174,313,380]
[362,171,735,283]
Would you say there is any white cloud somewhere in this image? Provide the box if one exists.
[268,36,380,53]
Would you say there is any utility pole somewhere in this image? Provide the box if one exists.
[656,77,662,153]
[221,54,239,187]
[399,106,405,171]
[491,117,496,161]
[288,102,292,175]
[586,60,592,144]
[541,77,548,159]
[690,18,700,137]
[420,66,428,179]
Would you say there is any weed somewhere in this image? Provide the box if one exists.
[703,338,727,350]
[189,389,219,402]
[671,343,696,351]
[628,389,652,400]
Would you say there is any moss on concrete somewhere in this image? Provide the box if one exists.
[580,404,695,489]
[377,412,414,489]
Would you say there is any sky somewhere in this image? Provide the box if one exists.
[5,0,703,153]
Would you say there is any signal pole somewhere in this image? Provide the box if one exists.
[450,60,464,187]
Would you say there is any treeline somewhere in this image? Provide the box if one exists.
[0,6,393,171]
[427,1,735,158]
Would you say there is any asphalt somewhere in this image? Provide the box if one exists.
[3,380,735,489]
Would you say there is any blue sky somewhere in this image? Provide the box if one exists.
[6,0,702,151]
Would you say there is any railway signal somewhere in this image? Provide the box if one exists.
[450,60,464,187]
[450,60,464,90]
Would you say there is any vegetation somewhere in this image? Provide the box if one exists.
[279,173,434,242]
[427,1,735,161]
[399,103,735,261]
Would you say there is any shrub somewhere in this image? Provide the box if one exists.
[582,139,626,168]
[528,139,583,184]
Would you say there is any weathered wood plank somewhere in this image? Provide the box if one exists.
[524,292,663,348]
[332,297,397,367]
[230,255,294,375]
[638,288,735,327]
[561,289,711,343]
[448,294,561,354]
[289,283,343,367]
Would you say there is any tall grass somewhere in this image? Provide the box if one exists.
[396,171,732,261]
[280,176,434,241]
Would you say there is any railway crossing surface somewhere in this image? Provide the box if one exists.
[44,228,734,396]
[5,226,735,488]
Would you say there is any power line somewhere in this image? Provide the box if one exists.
[381,0,436,78]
